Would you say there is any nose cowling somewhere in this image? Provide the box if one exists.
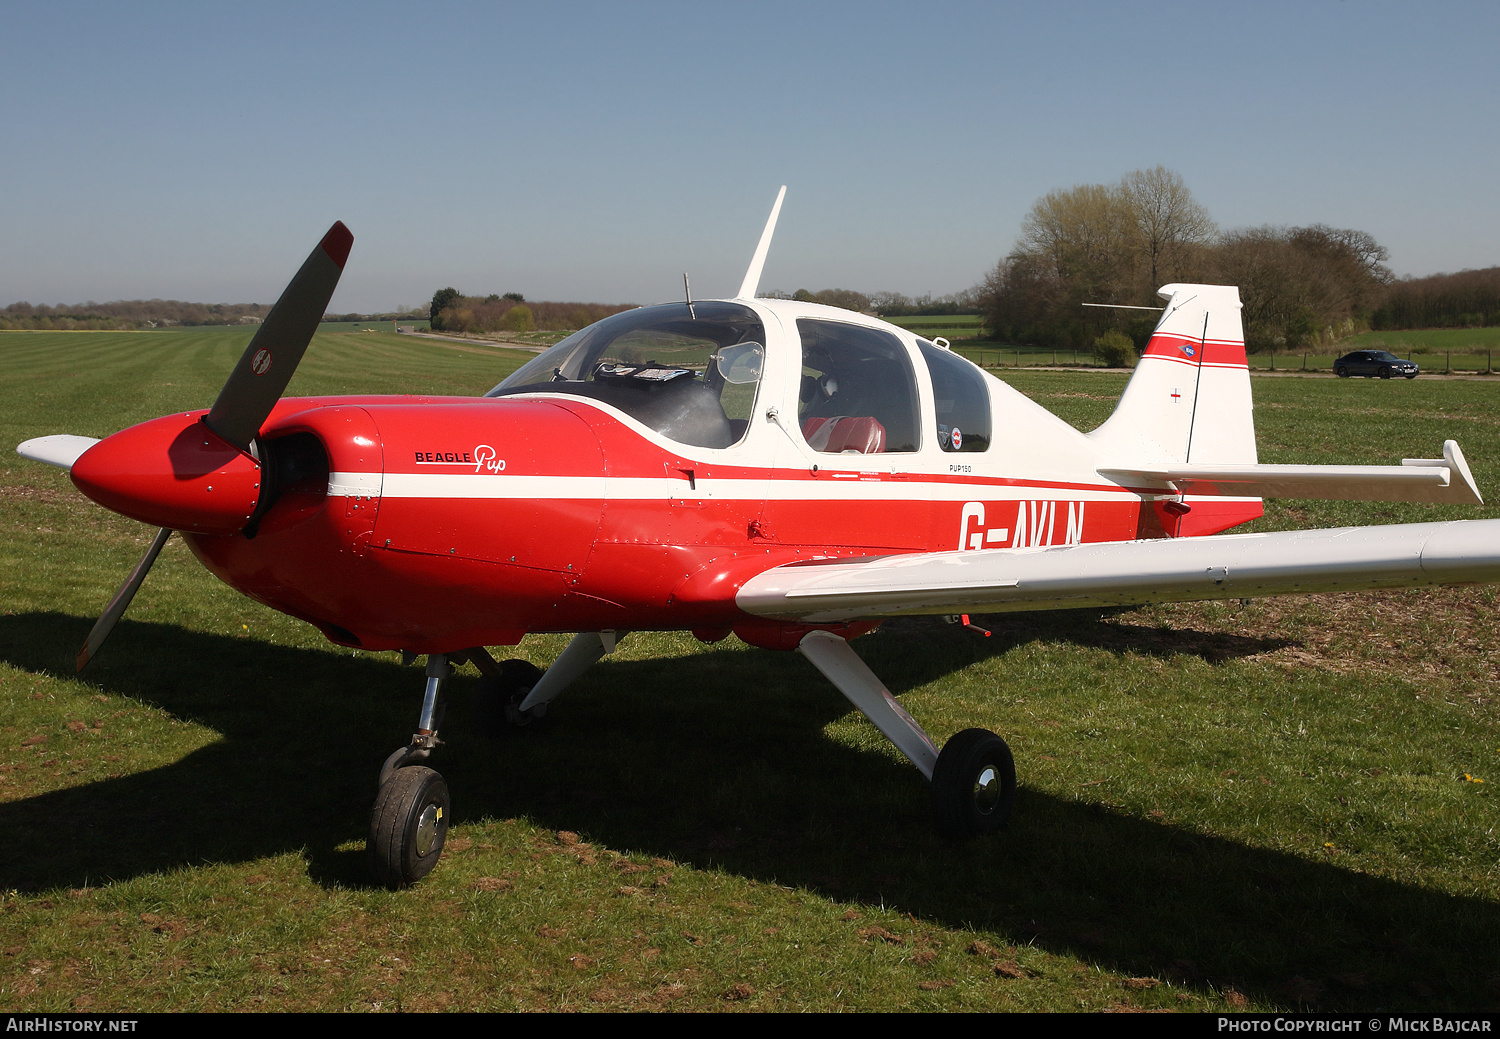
[70,412,263,534]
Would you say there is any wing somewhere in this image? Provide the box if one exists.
[736,518,1500,623]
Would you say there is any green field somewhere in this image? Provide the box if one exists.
[882,314,987,341]
[315,318,431,334]
[2,330,1499,1011]
[1344,327,1500,354]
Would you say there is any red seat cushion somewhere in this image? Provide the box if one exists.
[802,416,886,454]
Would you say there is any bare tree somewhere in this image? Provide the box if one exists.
[1121,166,1216,290]
[1017,182,1139,303]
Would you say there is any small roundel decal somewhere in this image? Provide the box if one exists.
[250,348,273,375]
[951,426,963,450]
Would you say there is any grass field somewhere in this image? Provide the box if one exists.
[881,315,987,342]
[2,330,1499,1011]
[315,319,431,334]
[1344,327,1500,354]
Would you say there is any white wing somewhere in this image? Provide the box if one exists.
[737,518,1500,623]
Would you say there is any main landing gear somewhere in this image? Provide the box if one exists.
[797,630,1017,839]
[368,633,628,887]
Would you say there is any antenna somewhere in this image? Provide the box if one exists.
[736,185,787,300]
[683,272,696,319]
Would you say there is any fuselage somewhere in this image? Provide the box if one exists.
[71,298,1259,654]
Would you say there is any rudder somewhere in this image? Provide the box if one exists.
[1089,283,1255,466]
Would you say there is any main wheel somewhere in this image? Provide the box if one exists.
[368,765,450,888]
[473,659,546,737]
[930,728,1016,839]
[1335,366,1348,378]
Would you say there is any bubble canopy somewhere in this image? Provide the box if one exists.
[486,302,766,450]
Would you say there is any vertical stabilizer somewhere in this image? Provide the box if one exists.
[736,186,787,300]
[1089,284,1255,466]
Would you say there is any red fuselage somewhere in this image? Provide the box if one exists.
[68,391,1246,655]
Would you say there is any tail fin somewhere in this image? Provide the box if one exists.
[1089,284,1256,466]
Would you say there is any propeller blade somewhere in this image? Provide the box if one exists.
[205,222,353,452]
[77,526,172,672]
[16,434,100,471]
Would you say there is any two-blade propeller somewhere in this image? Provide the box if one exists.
[73,222,353,671]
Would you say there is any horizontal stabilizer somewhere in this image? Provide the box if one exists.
[17,435,101,471]
[736,518,1500,623]
[1099,439,1481,505]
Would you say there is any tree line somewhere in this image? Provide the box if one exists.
[760,287,981,316]
[428,288,635,335]
[980,167,1396,354]
[1372,267,1500,330]
[0,299,274,331]
[0,298,434,332]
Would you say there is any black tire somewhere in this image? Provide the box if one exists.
[1379,367,1391,379]
[1405,373,1417,379]
[1335,366,1348,378]
[930,728,1016,839]
[473,659,546,737]
[368,765,450,888]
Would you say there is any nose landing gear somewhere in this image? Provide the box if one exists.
[368,653,453,888]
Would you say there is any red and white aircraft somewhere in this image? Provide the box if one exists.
[18,189,1500,886]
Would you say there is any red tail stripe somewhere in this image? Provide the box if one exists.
[1142,332,1246,368]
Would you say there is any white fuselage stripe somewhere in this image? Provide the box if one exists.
[329,471,1248,504]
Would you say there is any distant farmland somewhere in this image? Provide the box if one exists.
[881,314,987,340]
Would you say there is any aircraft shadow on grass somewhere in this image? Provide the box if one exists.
[0,610,1492,1010]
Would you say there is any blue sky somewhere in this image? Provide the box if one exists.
[3,1,1496,312]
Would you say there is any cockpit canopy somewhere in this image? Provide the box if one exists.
[487,302,764,449]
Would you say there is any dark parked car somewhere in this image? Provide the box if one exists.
[1333,350,1419,379]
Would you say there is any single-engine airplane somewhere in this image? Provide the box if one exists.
[18,188,1500,887]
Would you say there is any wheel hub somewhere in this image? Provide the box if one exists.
[972,765,1001,815]
[414,803,443,856]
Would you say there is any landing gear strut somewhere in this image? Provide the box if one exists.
[797,630,1016,840]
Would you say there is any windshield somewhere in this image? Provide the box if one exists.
[487,302,765,449]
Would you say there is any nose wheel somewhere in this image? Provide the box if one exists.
[368,765,451,888]
[930,728,1016,839]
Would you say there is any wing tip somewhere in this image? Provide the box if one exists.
[319,221,354,270]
